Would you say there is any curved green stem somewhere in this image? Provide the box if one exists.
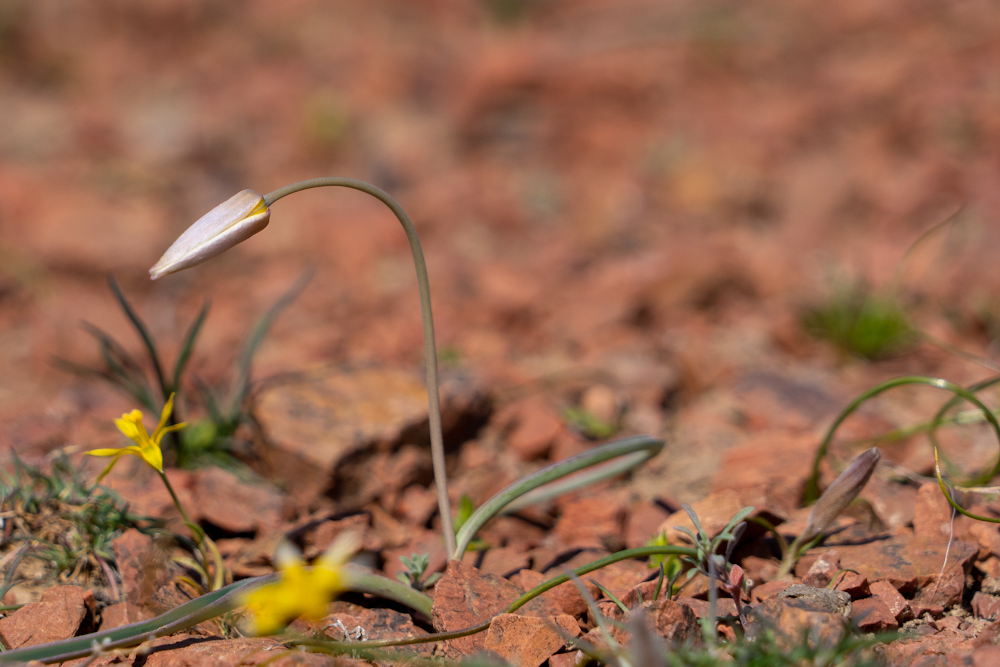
[264,178,454,557]
[452,435,664,559]
[0,566,433,664]
[290,545,698,652]
[805,376,1000,503]
[0,575,274,664]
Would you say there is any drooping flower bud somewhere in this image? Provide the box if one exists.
[801,447,881,543]
[150,189,269,279]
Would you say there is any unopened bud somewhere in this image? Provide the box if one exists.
[150,189,269,279]
[801,447,881,543]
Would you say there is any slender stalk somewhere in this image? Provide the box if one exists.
[264,178,455,556]
[158,470,225,590]
[157,470,192,526]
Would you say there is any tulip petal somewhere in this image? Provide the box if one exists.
[150,190,269,279]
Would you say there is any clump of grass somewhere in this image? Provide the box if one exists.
[54,272,310,471]
[802,282,913,360]
[0,453,150,588]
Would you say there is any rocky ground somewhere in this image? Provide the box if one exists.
[3,0,1000,665]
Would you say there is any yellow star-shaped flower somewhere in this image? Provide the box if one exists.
[242,533,359,636]
[87,393,186,481]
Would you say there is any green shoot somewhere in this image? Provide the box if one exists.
[802,282,913,360]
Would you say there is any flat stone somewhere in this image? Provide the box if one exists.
[138,636,335,667]
[0,585,95,649]
[432,560,558,658]
[751,579,792,603]
[711,430,817,516]
[290,601,431,658]
[913,483,958,542]
[192,467,283,535]
[483,613,579,667]
[868,580,912,622]
[605,599,700,645]
[553,492,627,550]
[818,534,976,594]
[112,529,182,614]
[833,572,870,600]
[510,569,596,618]
[747,597,848,650]
[302,513,377,559]
[972,592,1000,620]
[851,596,898,632]
[777,585,851,616]
[257,366,428,470]
[501,397,564,461]
[624,500,671,550]
[98,600,153,631]
[802,550,840,588]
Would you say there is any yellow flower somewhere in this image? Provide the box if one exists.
[242,533,359,636]
[87,393,186,481]
[150,190,270,279]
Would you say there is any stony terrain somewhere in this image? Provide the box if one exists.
[3,1,1000,664]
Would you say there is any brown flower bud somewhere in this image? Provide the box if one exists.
[801,447,881,543]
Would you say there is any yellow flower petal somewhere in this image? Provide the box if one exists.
[240,536,356,636]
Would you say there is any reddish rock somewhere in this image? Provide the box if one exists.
[869,580,912,623]
[302,514,376,559]
[605,599,700,645]
[290,601,431,657]
[741,555,780,585]
[581,557,649,601]
[98,600,153,631]
[649,599,702,643]
[431,561,558,657]
[802,550,840,588]
[833,573,870,600]
[112,529,181,614]
[511,569,596,618]
[503,397,564,461]
[829,535,976,594]
[140,636,334,667]
[860,475,918,533]
[711,430,816,516]
[625,500,671,550]
[676,596,739,620]
[553,493,627,549]
[659,490,744,546]
[973,644,1000,667]
[483,613,580,667]
[751,579,792,603]
[0,586,95,649]
[973,592,1000,620]
[881,634,976,666]
[913,483,958,543]
[550,652,582,667]
[748,597,847,649]
[910,568,966,614]
[968,522,1000,559]
[851,596,898,632]
[580,384,619,424]
[192,466,283,535]
[933,615,967,632]
[472,546,531,578]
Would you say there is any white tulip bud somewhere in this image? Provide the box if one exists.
[150,190,270,279]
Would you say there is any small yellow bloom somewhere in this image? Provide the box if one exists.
[87,393,186,481]
[242,533,359,636]
[150,190,270,279]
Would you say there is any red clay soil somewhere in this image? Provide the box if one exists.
[3,1,1000,665]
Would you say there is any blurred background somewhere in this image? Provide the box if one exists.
[2,0,1000,483]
